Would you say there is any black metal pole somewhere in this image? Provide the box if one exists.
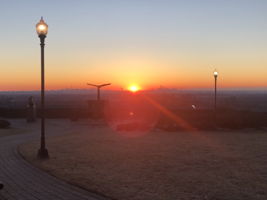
[215,76,217,111]
[38,35,49,159]
[214,76,217,126]
[97,87,100,101]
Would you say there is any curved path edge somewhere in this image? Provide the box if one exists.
[0,127,109,200]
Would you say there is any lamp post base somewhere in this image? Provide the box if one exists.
[0,182,4,190]
[37,148,49,159]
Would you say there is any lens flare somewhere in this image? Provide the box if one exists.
[104,94,159,138]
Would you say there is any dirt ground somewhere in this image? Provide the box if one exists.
[18,120,267,200]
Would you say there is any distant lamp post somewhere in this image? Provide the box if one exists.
[213,70,218,111]
[36,17,49,159]
[213,70,218,126]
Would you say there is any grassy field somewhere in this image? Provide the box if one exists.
[19,122,267,200]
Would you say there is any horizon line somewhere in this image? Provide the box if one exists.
[1,87,267,93]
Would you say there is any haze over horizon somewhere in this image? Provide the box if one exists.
[1,0,267,91]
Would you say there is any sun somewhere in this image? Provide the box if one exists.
[128,84,140,93]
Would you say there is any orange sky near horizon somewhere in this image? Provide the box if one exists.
[1,49,267,91]
[1,54,266,91]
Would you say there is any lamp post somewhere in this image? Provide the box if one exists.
[214,70,218,110]
[214,70,218,125]
[36,17,49,159]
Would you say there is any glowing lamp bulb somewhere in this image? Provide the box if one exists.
[36,17,48,36]
[214,71,218,78]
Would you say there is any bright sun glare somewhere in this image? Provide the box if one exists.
[128,85,140,92]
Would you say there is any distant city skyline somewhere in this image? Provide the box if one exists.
[0,0,267,91]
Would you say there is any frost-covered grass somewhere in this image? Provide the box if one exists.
[19,121,267,200]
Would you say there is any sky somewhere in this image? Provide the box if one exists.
[0,0,267,91]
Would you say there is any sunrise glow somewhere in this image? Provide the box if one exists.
[128,85,140,93]
[0,1,267,91]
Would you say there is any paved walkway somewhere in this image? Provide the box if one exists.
[0,121,108,200]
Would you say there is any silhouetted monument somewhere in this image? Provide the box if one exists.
[86,83,111,118]
[87,83,111,101]
[26,96,36,122]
